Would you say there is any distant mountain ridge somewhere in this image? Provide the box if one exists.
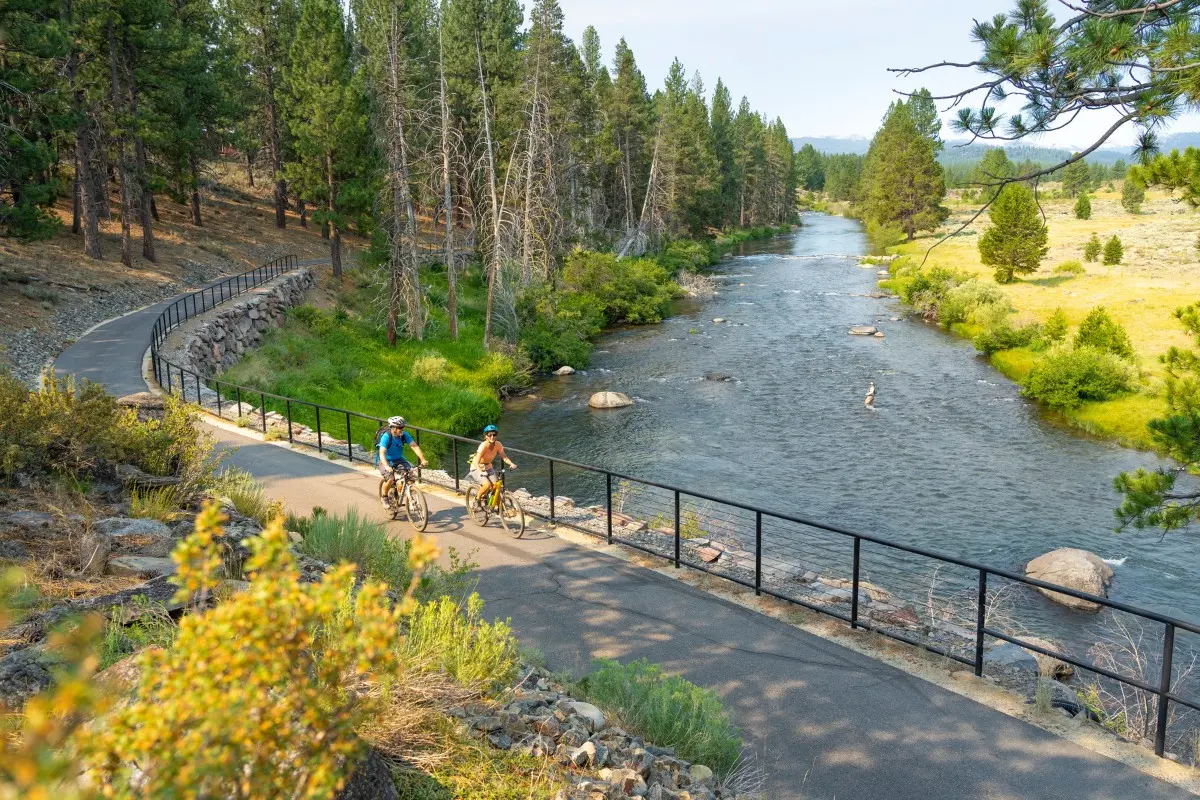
[791,131,1200,165]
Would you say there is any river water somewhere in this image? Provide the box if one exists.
[499,213,1194,629]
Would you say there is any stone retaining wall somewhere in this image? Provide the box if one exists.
[179,269,315,378]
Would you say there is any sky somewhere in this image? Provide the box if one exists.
[557,0,1199,149]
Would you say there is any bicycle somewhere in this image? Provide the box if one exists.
[464,465,525,537]
[378,466,429,532]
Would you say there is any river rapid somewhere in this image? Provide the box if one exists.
[499,213,1194,628]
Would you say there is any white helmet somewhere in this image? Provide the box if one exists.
[387,415,406,428]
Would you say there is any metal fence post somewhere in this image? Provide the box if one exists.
[215,381,222,417]
[236,386,242,418]
[549,461,556,522]
[1156,623,1177,757]
[414,429,420,478]
[755,511,762,596]
[974,570,988,677]
[452,439,460,492]
[260,393,267,433]
[606,473,613,545]
[673,491,681,568]
[195,373,202,406]
[166,366,173,395]
[316,406,323,453]
[286,400,293,443]
[851,537,861,630]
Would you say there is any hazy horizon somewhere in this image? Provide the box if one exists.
[559,0,1200,150]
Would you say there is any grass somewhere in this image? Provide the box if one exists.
[210,467,277,524]
[389,715,569,800]
[399,594,519,692]
[98,598,178,670]
[223,265,513,453]
[130,486,182,522]
[577,658,742,775]
[891,185,1197,451]
[296,507,476,600]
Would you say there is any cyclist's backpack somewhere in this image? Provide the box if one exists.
[373,425,389,465]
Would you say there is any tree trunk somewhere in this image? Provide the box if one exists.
[263,60,287,228]
[66,0,101,258]
[521,61,540,286]
[189,152,202,225]
[72,168,81,235]
[93,143,111,219]
[326,150,341,278]
[107,22,134,267]
[245,151,255,187]
[125,49,155,262]
[478,33,501,351]
[437,17,457,338]
[384,12,423,342]
[296,195,307,227]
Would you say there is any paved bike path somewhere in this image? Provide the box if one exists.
[53,288,1195,800]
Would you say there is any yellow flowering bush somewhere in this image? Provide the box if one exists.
[0,568,106,800]
[86,502,440,798]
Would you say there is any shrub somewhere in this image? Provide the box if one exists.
[579,659,741,775]
[98,597,178,669]
[1044,308,1069,343]
[938,280,1012,328]
[1054,260,1085,275]
[1083,234,1102,262]
[561,250,678,325]
[20,284,61,304]
[894,264,971,321]
[517,283,605,371]
[1103,235,1124,265]
[0,373,216,489]
[1074,306,1134,358]
[1121,179,1145,213]
[210,467,279,524]
[86,505,432,798]
[973,321,1041,355]
[399,594,519,691]
[130,486,182,522]
[656,239,715,272]
[412,351,449,385]
[1022,347,1136,408]
[1074,193,1092,220]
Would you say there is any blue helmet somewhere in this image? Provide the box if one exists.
[483,424,498,434]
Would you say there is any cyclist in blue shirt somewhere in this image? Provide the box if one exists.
[377,416,429,510]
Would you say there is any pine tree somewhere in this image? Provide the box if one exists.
[1103,235,1123,265]
[286,0,365,276]
[1111,159,1128,181]
[794,144,824,191]
[602,38,652,232]
[655,63,720,236]
[1121,178,1145,214]
[978,183,1048,283]
[1083,233,1102,262]
[709,78,736,226]
[861,100,947,240]
[973,148,1014,204]
[1074,193,1091,220]
[1060,156,1089,197]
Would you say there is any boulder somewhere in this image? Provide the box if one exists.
[703,373,734,382]
[848,325,878,336]
[983,642,1039,673]
[336,746,399,800]
[1018,635,1075,679]
[588,391,634,409]
[0,540,29,560]
[116,392,167,422]
[563,700,606,732]
[553,365,576,375]
[0,648,54,708]
[106,556,177,579]
[873,331,885,338]
[79,529,112,575]
[92,518,174,557]
[1025,548,1113,613]
[711,318,726,324]
[0,511,55,532]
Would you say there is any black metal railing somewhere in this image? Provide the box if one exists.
[147,255,1200,761]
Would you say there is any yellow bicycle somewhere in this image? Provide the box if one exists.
[464,465,525,537]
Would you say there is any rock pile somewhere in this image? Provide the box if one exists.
[454,664,736,800]
[181,269,316,377]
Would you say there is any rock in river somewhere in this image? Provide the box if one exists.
[588,391,634,409]
[848,325,878,336]
[553,365,576,376]
[1025,548,1113,613]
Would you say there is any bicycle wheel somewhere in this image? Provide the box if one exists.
[465,487,489,525]
[379,478,401,521]
[405,485,429,532]
[499,494,525,538]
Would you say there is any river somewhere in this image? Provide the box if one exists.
[498,213,1194,636]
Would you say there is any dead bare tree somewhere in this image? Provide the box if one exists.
[477,32,502,351]
[436,12,458,339]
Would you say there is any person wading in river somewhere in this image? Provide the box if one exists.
[865,381,876,409]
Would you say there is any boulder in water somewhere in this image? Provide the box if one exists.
[848,325,878,336]
[553,365,576,376]
[588,391,634,409]
[704,373,734,382]
[1025,548,1113,613]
